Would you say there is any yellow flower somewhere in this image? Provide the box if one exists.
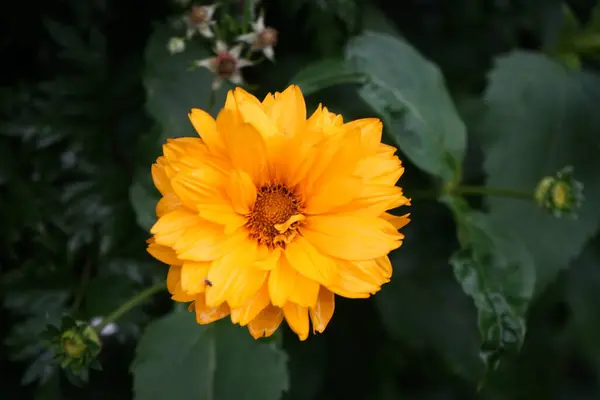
[147,85,410,340]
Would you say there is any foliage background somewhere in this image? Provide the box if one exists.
[2,0,600,399]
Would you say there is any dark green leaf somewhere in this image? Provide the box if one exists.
[377,200,483,381]
[129,176,159,232]
[282,334,327,400]
[566,237,600,367]
[480,51,600,293]
[144,24,232,141]
[445,197,536,369]
[346,31,467,182]
[288,59,366,96]
[131,312,289,400]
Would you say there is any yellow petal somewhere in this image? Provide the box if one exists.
[205,238,266,307]
[147,242,180,265]
[188,108,224,155]
[170,219,221,253]
[152,162,172,196]
[163,137,207,160]
[224,90,237,110]
[381,212,411,230]
[327,258,388,299]
[167,266,182,293]
[374,256,393,278]
[378,144,398,157]
[284,236,338,286]
[231,87,278,138]
[255,246,281,270]
[342,118,382,156]
[267,256,296,307]
[283,302,309,341]
[301,128,363,208]
[220,110,269,183]
[194,295,230,324]
[171,167,226,210]
[225,170,257,215]
[247,305,283,339]
[230,282,270,326]
[354,154,404,185]
[304,175,362,214]
[264,85,306,137]
[261,92,276,111]
[197,203,248,235]
[167,266,196,302]
[151,208,203,247]
[288,271,320,308]
[177,229,247,262]
[268,256,320,308]
[302,215,402,261]
[306,104,343,133]
[156,192,182,218]
[180,261,210,294]
[331,185,408,217]
[309,288,335,333]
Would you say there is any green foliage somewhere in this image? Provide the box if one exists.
[131,312,288,400]
[288,59,366,96]
[144,24,232,143]
[376,200,483,382]
[545,2,600,68]
[480,51,600,293]
[445,197,536,372]
[346,31,467,183]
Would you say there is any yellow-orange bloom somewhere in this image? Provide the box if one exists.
[147,85,410,340]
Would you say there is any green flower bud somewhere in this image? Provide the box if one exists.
[44,316,103,381]
[534,166,583,218]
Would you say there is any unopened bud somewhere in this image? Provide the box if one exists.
[167,37,186,54]
[45,317,102,377]
[534,166,583,218]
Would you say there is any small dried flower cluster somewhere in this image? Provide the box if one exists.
[167,1,277,91]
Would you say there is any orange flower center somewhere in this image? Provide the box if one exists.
[190,6,208,24]
[246,184,303,247]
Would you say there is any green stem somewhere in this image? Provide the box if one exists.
[409,185,533,201]
[95,282,166,333]
[453,185,533,200]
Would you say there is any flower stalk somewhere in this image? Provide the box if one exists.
[95,282,166,333]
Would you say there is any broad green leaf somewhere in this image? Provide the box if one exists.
[288,59,366,96]
[480,51,600,293]
[282,334,327,400]
[346,31,467,182]
[445,197,536,370]
[132,312,288,400]
[566,237,600,368]
[144,24,231,141]
[129,176,159,232]
[376,200,483,381]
